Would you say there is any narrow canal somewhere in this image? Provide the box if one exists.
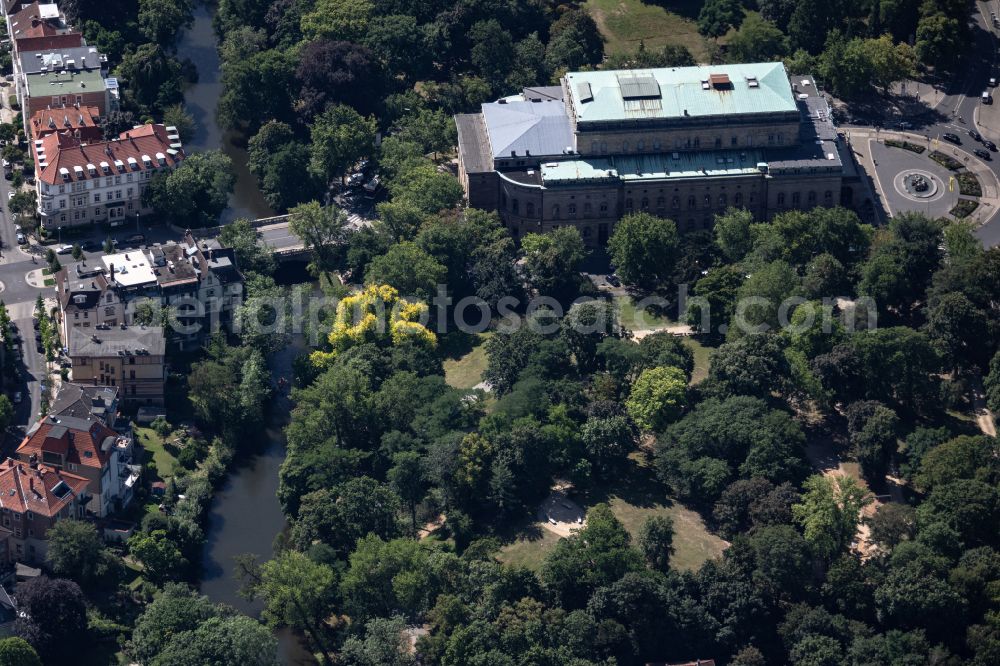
[178,2,275,223]
[177,4,310,663]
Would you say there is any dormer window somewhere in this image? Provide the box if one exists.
[73,165,84,179]
[86,163,97,176]
[100,161,110,174]
[128,157,139,170]
[59,167,70,182]
[114,159,125,172]
[155,152,166,166]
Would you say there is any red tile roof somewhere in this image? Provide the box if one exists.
[17,415,122,470]
[9,2,71,40]
[0,459,89,518]
[30,105,102,141]
[33,123,184,186]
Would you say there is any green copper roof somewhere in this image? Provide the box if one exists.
[26,68,106,99]
[565,62,798,124]
[541,150,766,185]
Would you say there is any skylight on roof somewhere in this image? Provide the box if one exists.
[618,75,660,99]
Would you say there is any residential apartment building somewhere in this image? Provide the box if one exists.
[33,123,185,229]
[7,2,81,54]
[66,325,166,405]
[48,383,119,428]
[55,231,245,349]
[456,62,857,246]
[29,104,102,142]
[16,414,135,518]
[0,458,89,564]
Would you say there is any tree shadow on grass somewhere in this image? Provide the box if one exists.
[439,329,484,360]
[575,453,672,511]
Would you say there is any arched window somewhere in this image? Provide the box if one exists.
[584,202,592,215]
[672,196,680,209]
[625,198,633,210]
[656,196,665,208]
[777,193,785,206]
[687,195,696,209]
[734,192,743,206]
[552,204,560,219]
[704,193,711,206]
[792,192,801,206]
[641,197,649,210]
[512,199,519,214]
[622,141,629,152]
[693,137,700,149]
[568,204,577,215]
[526,202,535,216]
[599,202,608,214]
[637,140,645,151]
[718,193,727,207]
[807,191,817,205]
[714,137,722,149]
[824,190,833,203]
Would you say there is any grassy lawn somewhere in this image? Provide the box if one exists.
[498,455,728,572]
[442,331,492,389]
[585,0,713,62]
[134,426,179,479]
[683,336,713,384]
[616,295,674,330]
[498,527,563,570]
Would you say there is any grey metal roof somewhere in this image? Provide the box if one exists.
[541,149,766,185]
[455,113,493,174]
[565,62,798,124]
[19,46,104,75]
[522,85,564,102]
[481,100,574,159]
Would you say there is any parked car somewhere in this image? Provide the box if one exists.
[16,233,26,245]
[983,91,993,105]
[991,77,998,87]
[347,172,365,187]
[12,391,21,404]
[986,140,998,152]
[969,129,982,141]
[942,133,961,144]
[55,244,73,254]
[6,191,13,201]
[896,121,913,129]
[606,274,621,287]
[124,233,145,246]
[363,175,381,194]
[975,148,992,160]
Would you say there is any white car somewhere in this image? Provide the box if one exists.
[6,191,12,200]
[16,233,25,245]
[55,244,73,254]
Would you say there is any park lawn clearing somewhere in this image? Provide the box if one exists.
[682,336,712,384]
[497,527,564,570]
[616,295,674,330]
[135,426,179,479]
[499,454,728,573]
[586,0,711,62]
[443,332,493,389]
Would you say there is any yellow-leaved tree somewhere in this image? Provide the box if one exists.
[310,284,435,367]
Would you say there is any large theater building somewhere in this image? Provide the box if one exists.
[456,62,857,246]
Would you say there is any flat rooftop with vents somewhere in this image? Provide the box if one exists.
[25,67,106,98]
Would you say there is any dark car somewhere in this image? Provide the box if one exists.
[942,133,961,144]
[975,148,992,160]
[606,274,621,287]
[985,140,998,152]
[969,129,982,141]
[124,233,145,246]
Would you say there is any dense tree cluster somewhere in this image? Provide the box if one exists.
[690,0,973,99]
